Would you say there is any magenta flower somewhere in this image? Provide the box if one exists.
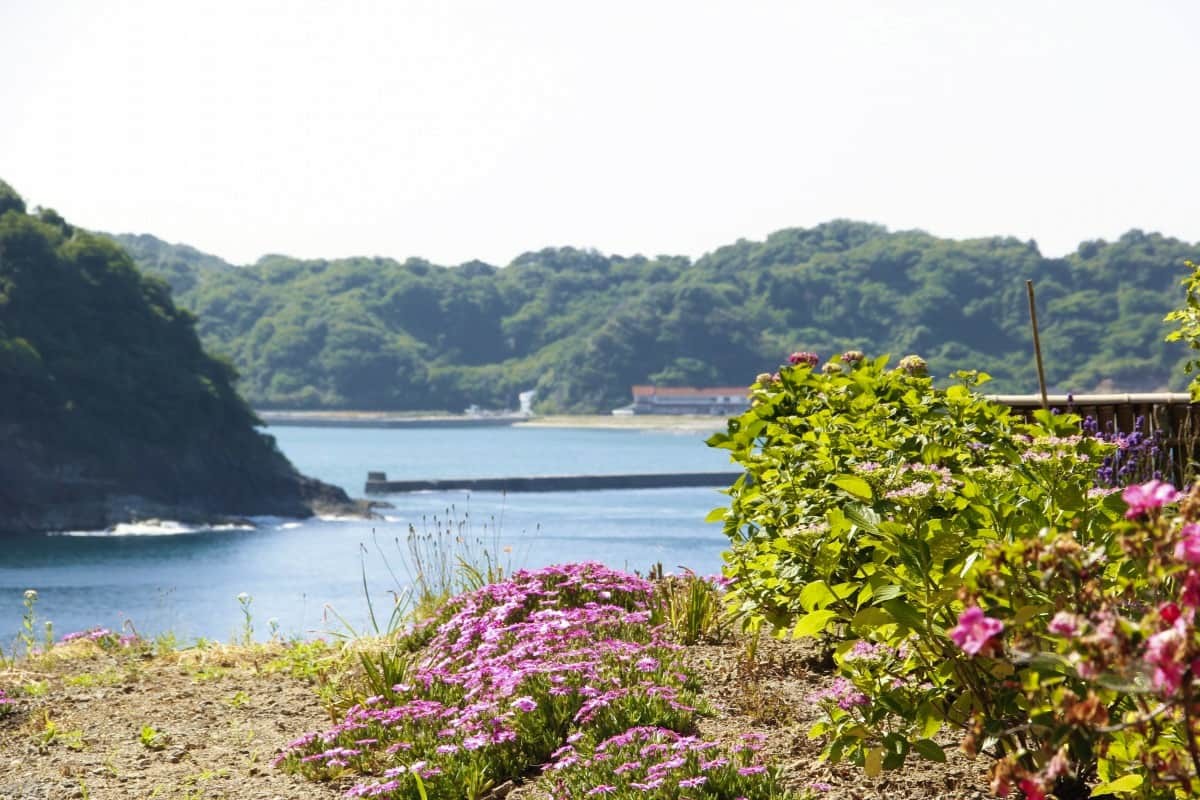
[840,350,865,364]
[949,606,1004,655]
[1047,612,1079,638]
[1122,479,1181,519]
[1145,620,1188,694]
[1177,523,1200,563]
[510,696,537,713]
[1184,570,1200,608]
[787,351,819,367]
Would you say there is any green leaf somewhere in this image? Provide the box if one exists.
[799,582,835,612]
[850,607,892,630]
[792,609,838,638]
[1090,774,1143,796]
[704,507,727,523]
[831,475,873,500]
[864,746,883,777]
[870,584,903,603]
[882,598,924,631]
[1012,604,1051,626]
[913,739,945,763]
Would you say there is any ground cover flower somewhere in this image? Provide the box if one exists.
[277,563,794,799]
[542,727,795,799]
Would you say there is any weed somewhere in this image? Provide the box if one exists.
[236,593,253,645]
[227,690,250,709]
[140,724,169,750]
[65,668,123,688]
[19,589,38,657]
[36,711,85,751]
[264,638,334,682]
[155,631,178,656]
[653,568,731,645]
[189,665,229,682]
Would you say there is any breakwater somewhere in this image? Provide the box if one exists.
[258,411,525,429]
[364,471,743,494]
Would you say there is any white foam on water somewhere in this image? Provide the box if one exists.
[53,520,257,537]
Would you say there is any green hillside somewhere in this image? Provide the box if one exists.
[0,181,353,533]
[112,223,1200,414]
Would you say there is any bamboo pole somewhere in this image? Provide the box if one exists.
[1026,280,1049,410]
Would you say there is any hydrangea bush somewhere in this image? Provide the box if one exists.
[709,353,1121,775]
[947,478,1200,798]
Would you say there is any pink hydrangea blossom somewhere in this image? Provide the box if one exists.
[1047,612,1079,638]
[1183,571,1200,608]
[1144,619,1188,694]
[1122,479,1181,519]
[949,606,1004,655]
[1177,523,1200,563]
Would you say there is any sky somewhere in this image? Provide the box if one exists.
[2,1,1198,267]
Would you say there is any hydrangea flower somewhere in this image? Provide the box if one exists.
[840,350,865,364]
[949,606,1003,655]
[1122,479,1181,519]
[787,351,819,367]
[896,354,928,376]
[1176,523,1200,563]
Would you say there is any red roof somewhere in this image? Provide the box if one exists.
[631,385,749,398]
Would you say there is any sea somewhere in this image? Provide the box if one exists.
[0,424,738,646]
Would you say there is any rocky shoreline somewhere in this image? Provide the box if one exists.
[0,433,374,536]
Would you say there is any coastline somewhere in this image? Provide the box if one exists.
[514,414,727,433]
[256,409,728,434]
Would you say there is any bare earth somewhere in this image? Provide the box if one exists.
[0,635,991,800]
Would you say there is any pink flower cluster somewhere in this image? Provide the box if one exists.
[1122,479,1181,519]
[949,606,1004,656]
[807,677,869,711]
[545,726,780,797]
[278,563,788,798]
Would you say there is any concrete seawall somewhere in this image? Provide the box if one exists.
[364,471,743,494]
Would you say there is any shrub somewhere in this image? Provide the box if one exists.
[708,353,1119,774]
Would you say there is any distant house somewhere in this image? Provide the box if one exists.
[612,385,750,416]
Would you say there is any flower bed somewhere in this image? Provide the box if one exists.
[277,563,798,799]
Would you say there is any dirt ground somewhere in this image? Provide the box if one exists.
[0,636,993,800]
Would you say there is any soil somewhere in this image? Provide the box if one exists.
[0,636,993,800]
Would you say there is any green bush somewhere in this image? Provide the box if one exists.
[708,352,1119,774]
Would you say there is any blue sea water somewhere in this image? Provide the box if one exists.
[0,424,738,645]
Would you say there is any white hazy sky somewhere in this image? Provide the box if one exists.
[2,1,1198,266]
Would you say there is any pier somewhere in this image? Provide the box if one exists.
[364,471,743,494]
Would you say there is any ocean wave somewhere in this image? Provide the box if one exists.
[55,520,256,537]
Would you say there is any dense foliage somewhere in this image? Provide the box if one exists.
[111,224,1200,413]
[706,342,1200,797]
[0,180,341,528]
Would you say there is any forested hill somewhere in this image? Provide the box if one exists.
[110,222,1200,415]
[0,181,353,533]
